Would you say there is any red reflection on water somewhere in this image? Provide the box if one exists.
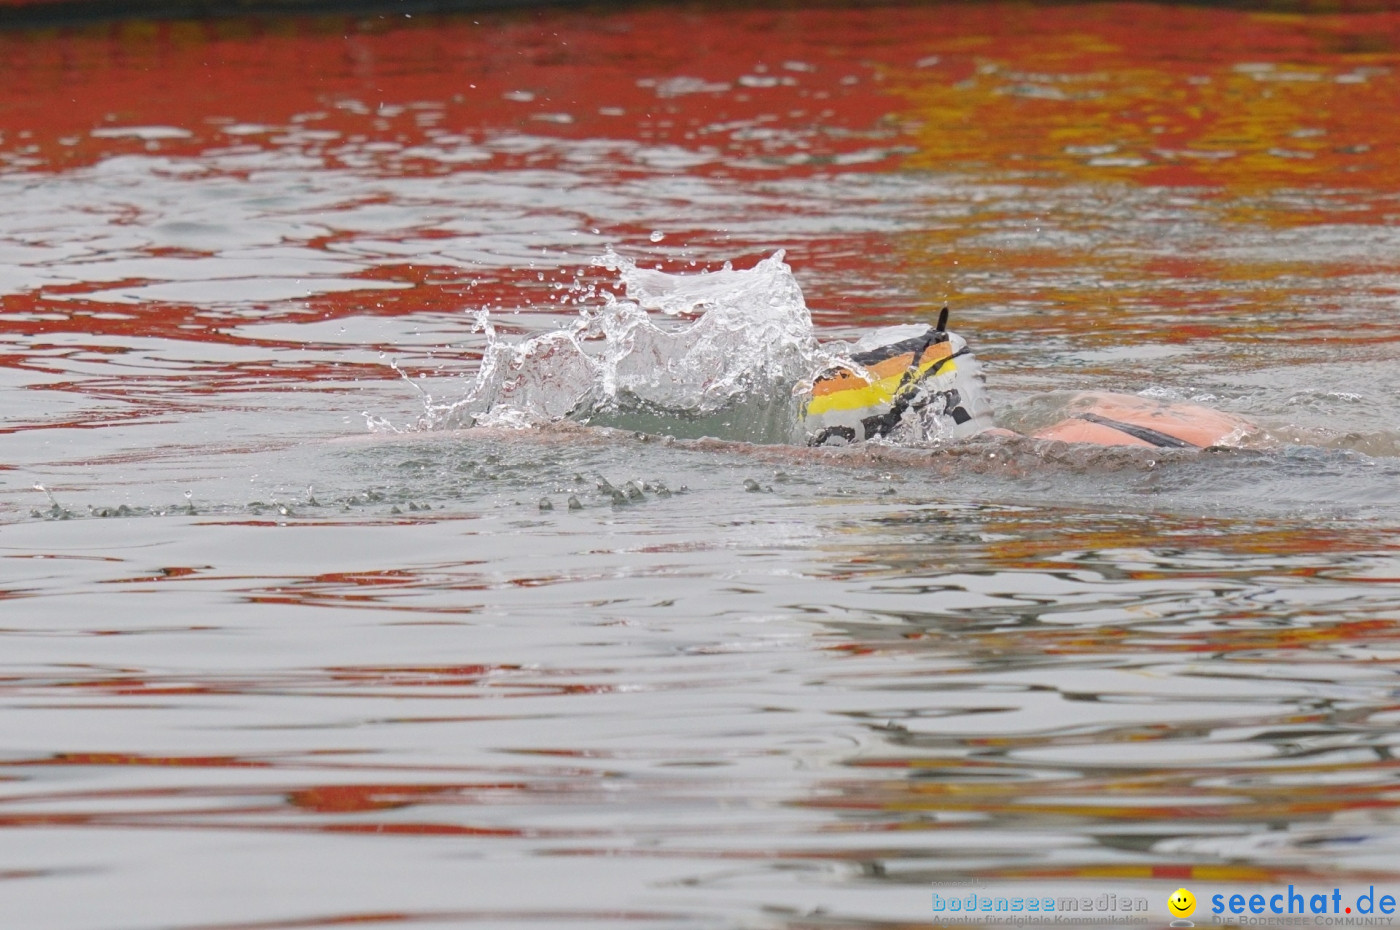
[882,5,1400,350]
[0,662,631,700]
[2,3,1399,419]
[0,9,913,173]
[290,783,470,813]
[893,5,1400,191]
[24,751,271,767]
[324,664,517,686]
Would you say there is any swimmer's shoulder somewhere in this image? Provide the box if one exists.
[1031,391,1255,449]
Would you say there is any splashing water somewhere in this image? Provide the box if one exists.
[416,251,821,443]
[410,251,993,447]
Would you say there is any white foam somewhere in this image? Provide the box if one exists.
[422,251,821,440]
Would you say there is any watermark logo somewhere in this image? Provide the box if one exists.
[930,890,1152,920]
[1170,888,1198,921]
[929,882,1399,926]
[1206,884,1397,920]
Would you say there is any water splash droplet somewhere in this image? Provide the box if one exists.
[416,251,820,443]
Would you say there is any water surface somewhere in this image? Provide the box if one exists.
[3,5,1400,928]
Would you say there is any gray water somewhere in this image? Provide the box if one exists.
[4,5,1400,929]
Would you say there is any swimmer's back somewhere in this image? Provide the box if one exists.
[1031,392,1254,449]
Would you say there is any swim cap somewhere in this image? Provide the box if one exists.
[803,323,993,446]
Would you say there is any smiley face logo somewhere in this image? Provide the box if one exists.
[1168,888,1197,918]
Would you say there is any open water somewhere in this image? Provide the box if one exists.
[2,4,1400,929]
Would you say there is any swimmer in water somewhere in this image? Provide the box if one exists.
[802,308,1254,449]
